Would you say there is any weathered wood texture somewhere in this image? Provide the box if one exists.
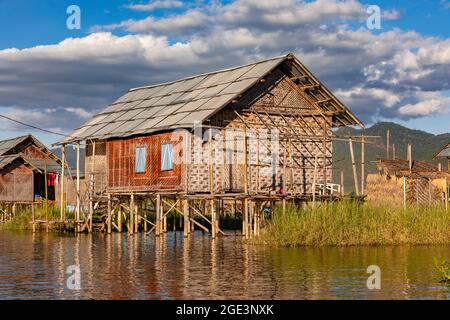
[106,131,185,192]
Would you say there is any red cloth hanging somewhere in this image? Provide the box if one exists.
[47,173,56,187]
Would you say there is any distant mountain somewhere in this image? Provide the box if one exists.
[52,145,86,176]
[333,122,449,192]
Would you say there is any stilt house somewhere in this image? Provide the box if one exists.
[60,53,363,198]
[0,135,61,203]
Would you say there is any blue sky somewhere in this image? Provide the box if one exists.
[0,0,449,146]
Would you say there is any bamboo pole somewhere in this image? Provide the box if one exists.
[45,159,49,233]
[403,176,407,209]
[107,194,112,234]
[60,144,65,221]
[361,135,365,196]
[129,194,134,235]
[312,155,318,207]
[340,170,345,196]
[349,138,360,196]
[211,200,216,239]
[32,203,36,233]
[118,204,122,232]
[89,140,96,233]
[445,177,448,211]
[76,142,81,233]
[386,129,390,159]
[156,194,161,236]
[183,199,189,237]
[407,144,412,171]
[244,130,249,239]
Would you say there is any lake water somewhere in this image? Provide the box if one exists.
[0,230,448,300]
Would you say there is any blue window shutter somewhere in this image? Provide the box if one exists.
[161,143,173,171]
[135,146,146,173]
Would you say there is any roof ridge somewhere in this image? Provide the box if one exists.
[129,53,290,92]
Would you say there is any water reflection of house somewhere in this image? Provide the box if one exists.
[366,159,449,205]
[0,135,62,203]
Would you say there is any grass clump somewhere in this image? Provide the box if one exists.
[0,205,71,231]
[434,258,450,284]
[257,201,450,247]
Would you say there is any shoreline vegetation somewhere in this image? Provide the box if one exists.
[1,202,449,247]
[255,202,449,247]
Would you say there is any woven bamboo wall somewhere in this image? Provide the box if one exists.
[0,164,34,202]
[366,173,445,205]
[186,74,332,195]
[85,140,107,195]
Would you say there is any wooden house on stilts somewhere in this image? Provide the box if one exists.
[58,53,363,237]
[0,135,62,221]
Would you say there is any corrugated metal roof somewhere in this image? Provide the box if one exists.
[0,155,61,173]
[434,142,450,159]
[61,55,286,143]
[0,155,20,170]
[60,53,364,144]
[0,136,30,156]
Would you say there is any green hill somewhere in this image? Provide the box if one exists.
[333,122,449,192]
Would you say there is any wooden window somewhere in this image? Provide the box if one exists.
[135,145,147,173]
[161,143,173,171]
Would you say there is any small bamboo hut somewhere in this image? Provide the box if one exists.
[366,159,449,206]
[0,135,62,203]
[57,53,364,236]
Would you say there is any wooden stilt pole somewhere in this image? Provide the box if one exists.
[156,194,161,236]
[107,194,112,234]
[312,155,318,207]
[183,199,189,237]
[129,194,134,235]
[60,144,65,222]
[243,129,249,239]
[407,144,412,172]
[349,138,360,196]
[32,203,36,233]
[143,201,148,233]
[134,201,138,233]
[361,135,365,196]
[89,140,96,233]
[340,170,345,196]
[211,199,216,239]
[403,176,407,209]
[163,201,167,233]
[445,177,448,211]
[45,159,49,233]
[118,203,122,232]
[76,142,81,233]
[386,129,390,159]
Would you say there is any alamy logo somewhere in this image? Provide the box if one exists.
[66,265,81,290]
[366,265,381,290]
[366,5,382,30]
[66,5,81,30]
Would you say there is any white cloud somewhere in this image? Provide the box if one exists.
[124,0,183,11]
[1,0,450,136]
[399,94,450,116]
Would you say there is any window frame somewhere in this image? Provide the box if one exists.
[135,145,147,174]
[161,143,173,172]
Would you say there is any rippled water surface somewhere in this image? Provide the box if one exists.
[0,230,448,299]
